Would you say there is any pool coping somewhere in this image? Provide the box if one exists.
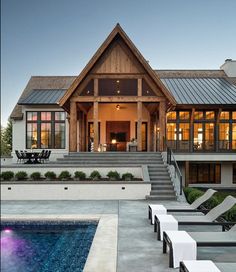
[1,214,118,272]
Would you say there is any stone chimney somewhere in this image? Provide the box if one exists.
[220,59,236,77]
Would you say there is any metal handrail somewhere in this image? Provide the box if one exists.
[167,147,183,195]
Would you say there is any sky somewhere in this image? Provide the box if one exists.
[1,0,236,126]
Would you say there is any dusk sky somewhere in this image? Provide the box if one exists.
[1,0,236,126]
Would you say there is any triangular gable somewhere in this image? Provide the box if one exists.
[59,24,176,107]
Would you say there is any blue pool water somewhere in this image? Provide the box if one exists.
[1,220,98,272]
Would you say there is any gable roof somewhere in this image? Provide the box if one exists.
[59,24,176,107]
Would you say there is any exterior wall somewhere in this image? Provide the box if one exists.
[11,105,69,161]
[1,183,151,200]
[87,103,150,148]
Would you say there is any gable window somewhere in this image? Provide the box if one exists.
[26,111,66,149]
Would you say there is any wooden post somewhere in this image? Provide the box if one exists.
[138,78,142,96]
[94,78,98,96]
[93,101,99,152]
[69,101,77,152]
[190,108,195,152]
[159,101,166,151]
[185,161,190,187]
[137,101,142,151]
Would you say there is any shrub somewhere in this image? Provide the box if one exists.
[203,196,219,209]
[15,171,28,180]
[58,171,71,180]
[74,171,86,180]
[30,172,41,180]
[122,172,134,181]
[1,171,14,181]
[44,171,56,180]
[183,187,193,198]
[107,171,120,180]
[223,205,236,222]
[187,188,204,204]
[89,170,101,181]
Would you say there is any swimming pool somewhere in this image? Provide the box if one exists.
[1,220,98,272]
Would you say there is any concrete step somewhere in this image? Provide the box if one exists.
[151,185,174,190]
[146,195,176,200]
[150,190,175,195]
[150,181,173,185]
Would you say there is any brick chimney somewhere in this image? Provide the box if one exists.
[220,59,236,77]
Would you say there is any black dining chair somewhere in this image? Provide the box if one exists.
[15,150,24,163]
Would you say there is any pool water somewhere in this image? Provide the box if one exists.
[1,221,97,272]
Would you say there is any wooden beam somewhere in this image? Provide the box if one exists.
[71,96,166,103]
[137,102,142,151]
[93,101,99,151]
[159,101,166,151]
[69,101,77,152]
[90,73,145,78]
[77,103,88,115]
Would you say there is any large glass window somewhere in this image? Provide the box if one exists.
[233,123,236,150]
[194,123,203,150]
[179,111,190,120]
[166,123,177,149]
[219,123,230,150]
[179,123,190,150]
[167,111,176,120]
[205,123,215,150]
[98,79,137,96]
[189,163,221,184]
[26,111,66,149]
[220,111,230,120]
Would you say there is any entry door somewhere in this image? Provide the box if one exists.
[135,122,148,151]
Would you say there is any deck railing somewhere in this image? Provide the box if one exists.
[166,147,183,195]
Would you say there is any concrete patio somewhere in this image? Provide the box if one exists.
[1,200,235,271]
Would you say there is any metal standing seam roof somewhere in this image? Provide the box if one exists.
[160,78,236,104]
[18,89,67,105]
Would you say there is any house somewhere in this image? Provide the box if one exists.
[10,24,236,188]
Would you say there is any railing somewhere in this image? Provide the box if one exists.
[167,147,183,195]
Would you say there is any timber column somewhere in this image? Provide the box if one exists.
[69,101,77,152]
[137,79,142,151]
[93,78,99,151]
[159,100,166,151]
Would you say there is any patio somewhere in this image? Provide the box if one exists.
[1,199,235,271]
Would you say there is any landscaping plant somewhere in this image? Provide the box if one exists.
[15,171,28,180]
[0,171,14,181]
[122,172,134,181]
[74,171,86,180]
[30,172,41,181]
[89,170,101,181]
[44,171,57,180]
[58,171,71,180]
[107,171,120,181]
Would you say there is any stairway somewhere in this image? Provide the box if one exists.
[56,152,176,200]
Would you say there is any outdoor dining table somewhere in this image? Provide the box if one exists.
[24,152,41,164]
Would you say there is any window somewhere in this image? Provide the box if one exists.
[205,123,214,150]
[189,163,221,184]
[219,123,230,150]
[194,123,203,150]
[179,123,190,150]
[179,111,190,120]
[194,111,203,120]
[220,111,229,120]
[167,111,176,120]
[166,123,177,149]
[233,123,236,150]
[26,111,66,149]
[206,111,215,120]
[232,112,236,120]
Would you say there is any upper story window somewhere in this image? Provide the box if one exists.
[167,111,176,120]
[220,111,230,120]
[179,111,190,120]
[206,111,215,120]
[194,111,204,120]
[26,111,66,149]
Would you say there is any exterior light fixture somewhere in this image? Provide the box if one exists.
[111,139,117,144]
[116,104,120,110]
[87,90,90,94]
[117,90,120,94]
